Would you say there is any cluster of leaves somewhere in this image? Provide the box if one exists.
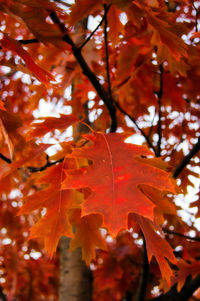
[0,0,199,300]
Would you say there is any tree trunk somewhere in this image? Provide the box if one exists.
[59,237,92,301]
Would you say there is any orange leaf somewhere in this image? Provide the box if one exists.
[26,114,78,141]
[62,132,176,236]
[0,143,50,179]
[0,33,55,86]
[68,0,102,26]
[0,118,14,159]
[172,259,200,291]
[129,213,177,284]
[69,209,107,264]
[0,100,6,111]
[19,163,83,255]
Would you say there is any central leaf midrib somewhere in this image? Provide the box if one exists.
[101,133,115,214]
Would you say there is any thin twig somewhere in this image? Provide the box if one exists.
[115,101,157,154]
[0,38,39,50]
[0,151,63,172]
[193,3,200,32]
[27,157,64,172]
[104,4,112,100]
[156,64,163,157]
[79,5,111,50]
[50,11,117,132]
[163,229,200,242]
[173,137,200,178]
[53,0,71,8]
[18,38,39,45]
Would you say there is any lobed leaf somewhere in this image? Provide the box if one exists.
[62,132,176,235]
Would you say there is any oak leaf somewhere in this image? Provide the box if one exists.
[62,132,176,235]
[25,114,78,141]
[18,163,83,255]
[69,209,107,264]
[0,143,50,179]
[172,259,200,291]
[0,33,55,85]
[129,213,177,284]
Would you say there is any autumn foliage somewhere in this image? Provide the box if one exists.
[0,0,199,300]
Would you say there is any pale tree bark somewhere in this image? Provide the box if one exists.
[59,237,92,301]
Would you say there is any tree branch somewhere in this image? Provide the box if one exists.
[53,0,71,8]
[114,101,157,154]
[0,38,39,50]
[156,64,163,157]
[103,4,112,100]
[163,229,200,242]
[173,137,200,178]
[79,5,111,50]
[135,238,149,301]
[49,11,117,132]
[18,38,39,45]
[192,3,200,33]
[0,286,6,301]
[27,157,64,172]
[0,153,11,164]
[0,152,63,173]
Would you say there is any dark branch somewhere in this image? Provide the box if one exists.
[192,3,200,32]
[0,153,11,164]
[18,38,39,45]
[104,4,112,100]
[0,286,6,301]
[156,64,163,157]
[163,229,200,242]
[27,157,64,172]
[0,151,63,173]
[115,101,157,154]
[49,11,66,34]
[135,238,149,301]
[50,11,117,132]
[79,5,111,50]
[0,38,39,50]
[53,0,71,8]
[173,137,200,178]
